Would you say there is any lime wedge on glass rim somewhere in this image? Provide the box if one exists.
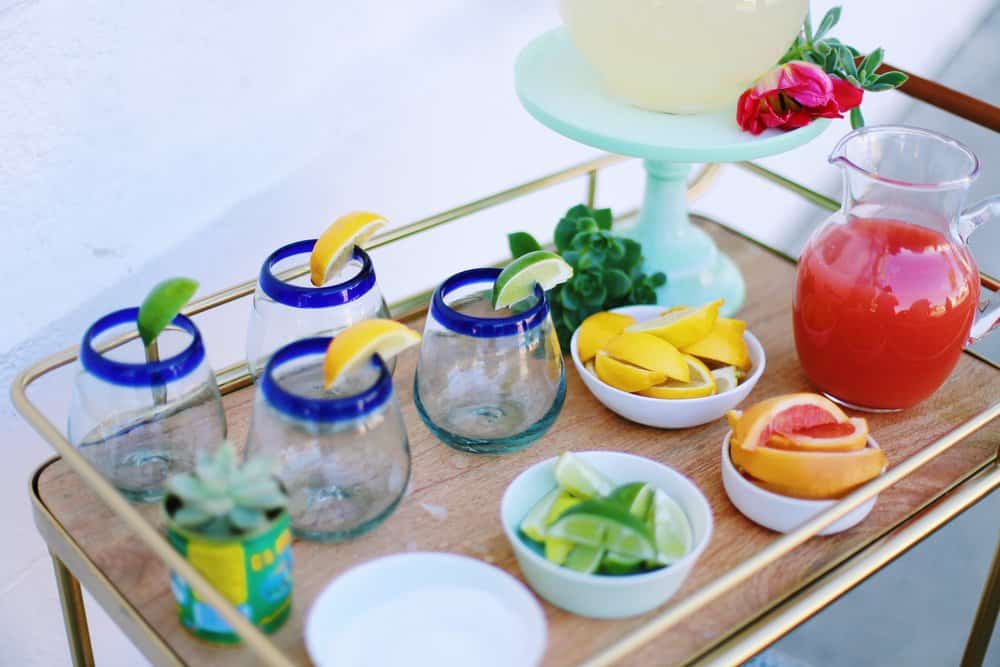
[137,277,199,347]
[548,499,656,560]
[647,488,694,566]
[554,452,614,499]
[491,250,573,310]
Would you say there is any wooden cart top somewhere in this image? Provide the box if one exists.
[32,218,1000,666]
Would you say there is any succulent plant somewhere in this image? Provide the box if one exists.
[164,442,287,539]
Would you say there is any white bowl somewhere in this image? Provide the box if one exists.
[500,451,713,619]
[305,552,547,667]
[720,432,881,536]
[570,305,765,429]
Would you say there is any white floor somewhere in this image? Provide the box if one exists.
[2,1,998,665]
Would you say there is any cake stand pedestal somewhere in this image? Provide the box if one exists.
[515,28,829,314]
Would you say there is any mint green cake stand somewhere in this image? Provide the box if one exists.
[515,28,829,315]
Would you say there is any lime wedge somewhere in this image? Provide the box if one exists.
[545,492,583,525]
[491,250,573,310]
[548,499,656,560]
[563,545,604,574]
[600,550,643,575]
[607,482,654,519]
[544,537,575,565]
[647,488,694,566]
[137,277,199,347]
[554,452,614,499]
[518,488,561,542]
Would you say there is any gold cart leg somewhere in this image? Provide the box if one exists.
[51,553,96,667]
[961,533,1000,667]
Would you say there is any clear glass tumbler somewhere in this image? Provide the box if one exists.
[414,268,566,454]
[68,308,227,502]
[245,337,410,541]
[246,241,390,379]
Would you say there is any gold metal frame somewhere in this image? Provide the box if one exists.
[13,155,999,666]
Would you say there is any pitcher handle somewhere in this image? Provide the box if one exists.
[960,195,1000,342]
[958,194,1000,242]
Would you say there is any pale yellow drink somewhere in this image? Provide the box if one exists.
[559,0,808,114]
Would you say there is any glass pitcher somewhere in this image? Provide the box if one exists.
[793,125,1000,411]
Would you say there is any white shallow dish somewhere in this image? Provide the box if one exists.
[720,432,881,536]
[305,552,547,667]
[500,451,713,619]
[570,305,765,429]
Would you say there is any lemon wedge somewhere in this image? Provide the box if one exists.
[310,211,387,287]
[711,366,739,393]
[639,355,716,399]
[576,311,636,362]
[625,299,723,348]
[322,319,420,389]
[602,332,689,382]
[682,319,750,370]
[594,352,666,393]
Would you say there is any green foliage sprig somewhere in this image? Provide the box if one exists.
[509,204,666,349]
[780,6,908,128]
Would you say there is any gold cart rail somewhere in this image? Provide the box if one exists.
[13,157,1000,664]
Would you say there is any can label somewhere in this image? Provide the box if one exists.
[167,512,293,643]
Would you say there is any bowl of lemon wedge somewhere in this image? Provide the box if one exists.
[569,301,765,429]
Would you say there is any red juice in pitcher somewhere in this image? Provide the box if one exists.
[793,217,979,410]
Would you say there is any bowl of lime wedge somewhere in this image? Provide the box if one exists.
[500,451,712,618]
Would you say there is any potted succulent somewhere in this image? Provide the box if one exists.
[163,442,292,643]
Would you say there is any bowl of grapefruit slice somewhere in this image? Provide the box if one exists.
[720,393,887,535]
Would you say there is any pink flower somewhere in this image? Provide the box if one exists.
[737,61,864,135]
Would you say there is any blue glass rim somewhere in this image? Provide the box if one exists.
[80,307,206,388]
[430,268,548,338]
[258,241,377,309]
[260,337,393,422]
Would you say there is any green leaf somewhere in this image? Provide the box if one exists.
[166,474,205,501]
[871,70,908,89]
[620,238,642,269]
[172,505,212,528]
[564,204,590,220]
[859,47,884,80]
[228,506,265,532]
[575,216,598,234]
[650,272,667,288]
[508,232,541,259]
[803,51,822,65]
[602,269,631,299]
[561,250,580,267]
[554,216,579,253]
[560,285,580,311]
[606,237,625,262]
[561,309,579,335]
[802,9,813,43]
[593,208,613,230]
[850,106,865,129]
[838,45,858,79]
[814,6,841,41]
[824,49,839,72]
[137,277,198,347]
[583,284,607,307]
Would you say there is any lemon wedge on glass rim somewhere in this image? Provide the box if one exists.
[310,211,387,287]
[322,319,420,389]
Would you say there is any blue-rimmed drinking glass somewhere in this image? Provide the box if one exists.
[68,308,227,502]
[246,241,390,379]
[414,268,566,453]
[245,337,410,541]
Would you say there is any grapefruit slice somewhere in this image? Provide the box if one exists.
[730,393,848,452]
[730,439,886,500]
[768,417,869,452]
